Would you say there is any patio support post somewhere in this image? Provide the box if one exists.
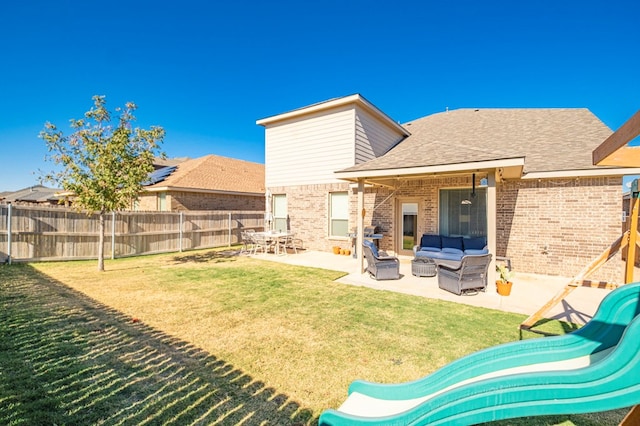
[487,172,497,285]
[357,179,365,273]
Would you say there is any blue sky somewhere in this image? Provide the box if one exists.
[1,0,639,191]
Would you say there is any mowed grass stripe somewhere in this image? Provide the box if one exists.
[1,249,629,425]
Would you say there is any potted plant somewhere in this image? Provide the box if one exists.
[496,264,515,296]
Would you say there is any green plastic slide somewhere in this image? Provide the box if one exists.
[319,282,640,425]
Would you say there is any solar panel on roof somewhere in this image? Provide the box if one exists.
[144,166,177,185]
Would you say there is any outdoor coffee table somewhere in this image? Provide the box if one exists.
[411,257,437,277]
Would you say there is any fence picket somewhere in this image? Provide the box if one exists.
[0,205,264,262]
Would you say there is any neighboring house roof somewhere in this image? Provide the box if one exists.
[1,185,63,203]
[145,154,265,195]
[153,156,190,169]
[338,108,640,180]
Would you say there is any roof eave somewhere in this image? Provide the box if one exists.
[143,186,265,197]
[523,167,640,180]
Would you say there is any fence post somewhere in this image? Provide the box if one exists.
[179,211,183,252]
[7,204,12,265]
[228,212,232,247]
[111,211,116,260]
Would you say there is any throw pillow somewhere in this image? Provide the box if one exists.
[420,234,441,249]
[441,236,464,250]
[463,237,486,250]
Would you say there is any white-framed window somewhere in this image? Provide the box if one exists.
[329,192,348,237]
[272,194,287,232]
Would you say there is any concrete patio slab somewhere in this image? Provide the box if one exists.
[250,250,613,326]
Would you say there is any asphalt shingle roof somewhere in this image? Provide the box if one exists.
[1,185,62,202]
[342,108,613,174]
[147,154,265,194]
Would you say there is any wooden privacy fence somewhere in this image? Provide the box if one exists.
[0,205,264,263]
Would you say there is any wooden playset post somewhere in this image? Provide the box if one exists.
[625,182,639,284]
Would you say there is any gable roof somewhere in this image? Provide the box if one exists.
[337,108,638,180]
[145,154,265,195]
[256,93,410,137]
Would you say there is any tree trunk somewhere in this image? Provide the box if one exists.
[98,212,105,271]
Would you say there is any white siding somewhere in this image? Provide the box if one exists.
[265,106,356,187]
[354,106,406,164]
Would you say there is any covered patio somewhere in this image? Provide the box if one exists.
[329,107,638,286]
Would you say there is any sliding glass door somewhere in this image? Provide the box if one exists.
[439,188,487,237]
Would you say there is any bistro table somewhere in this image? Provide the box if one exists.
[252,231,294,255]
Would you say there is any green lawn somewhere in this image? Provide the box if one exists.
[0,249,630,425]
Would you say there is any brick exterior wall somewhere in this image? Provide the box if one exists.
[137,191,264,212]
[271,175,624,281]
[137,193,159,211]
[497,176,622,283]
[269,183,354,253]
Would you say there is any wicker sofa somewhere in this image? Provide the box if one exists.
[413,234,488,263]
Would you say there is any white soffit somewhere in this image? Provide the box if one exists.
[143,186,264,197]
[334,158,525,181]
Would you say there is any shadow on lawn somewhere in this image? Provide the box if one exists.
[0,264,315,425]
[171,249,240,264]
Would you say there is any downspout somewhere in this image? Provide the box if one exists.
[265,189,272,232]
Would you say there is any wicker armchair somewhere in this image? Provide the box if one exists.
[437,254,492,295]
[363,240,400,280]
